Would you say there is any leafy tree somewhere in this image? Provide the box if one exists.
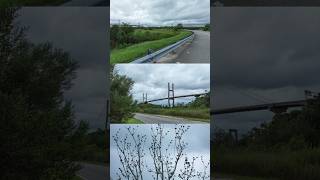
[187,92,210,108]
[0,8,89,179]
[174,23,183,31]
[110,66,136,123]
[110,23,135,49]
[203,24,210,31]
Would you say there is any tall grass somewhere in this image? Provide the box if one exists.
[132,29,178,42]
[213,148,320,180]
[111,30,192,64]
[123,118,144,124]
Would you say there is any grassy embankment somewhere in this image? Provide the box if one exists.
[123,118,144,124]
[0,0,66,6]
[212,148,320,180]
[111,29,192,64]
[137,106,209,122]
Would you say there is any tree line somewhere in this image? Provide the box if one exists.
[110,23,188,49]
[1,8,106,179]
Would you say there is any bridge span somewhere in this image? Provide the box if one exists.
[211,100,307,115]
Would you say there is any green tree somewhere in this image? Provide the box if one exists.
[110,24,119,48]
[110,66,136,123]
[110,23,135,49]
[174,23,183,31]
[0,8,88,179]
[187,92,210,108]
[203,24,210,31]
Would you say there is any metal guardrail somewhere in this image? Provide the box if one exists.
[131,32,195,63]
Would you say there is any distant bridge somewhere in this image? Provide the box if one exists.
[143,83,208,107]
[211,100,306,115]
[211,90,319,115]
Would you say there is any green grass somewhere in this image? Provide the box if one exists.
[111,30,192,64]
[0,0,67,6]
[213,148,320,180]
[137,107,209,122]
[132,29,178,42]
[123,118,144,124]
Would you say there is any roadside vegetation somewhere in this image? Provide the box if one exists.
[185,23,210,31]
[136,93,210,121]
[1,8,106,179]
[110,66,138,123]
[123,118,144,124]
[110,23,193,64]
[212,97,320,180]
[0,0,67,6]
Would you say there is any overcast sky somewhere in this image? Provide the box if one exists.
[110,0,210,26]
[115,64,210,105]
[18,7,108,130]
[212,7,320,135]
[110,124,210,179]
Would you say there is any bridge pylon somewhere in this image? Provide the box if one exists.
[143,93,148,104]
[168,82,175,107]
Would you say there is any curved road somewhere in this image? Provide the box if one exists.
[134,113,208,124]
[77,163,108,180]
[172,30,210,63]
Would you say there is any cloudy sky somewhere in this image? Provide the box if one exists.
[110,124,210,179]
[111,0,210,26]
[18,7,108,130]
[212,7,320,135]
[115,64,210,105]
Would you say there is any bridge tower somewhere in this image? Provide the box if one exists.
[142,93,148,103]
[168,82,175,107]
[229,129,238,144]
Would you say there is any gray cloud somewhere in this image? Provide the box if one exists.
[116,64,210,105]
[110,0,210,26]
[212,7,320,134]
[18,7,108,129]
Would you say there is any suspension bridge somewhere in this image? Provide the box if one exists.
[211,90,319,115]
[142,82,209,107]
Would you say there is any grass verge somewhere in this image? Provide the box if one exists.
[123,118,144,124]
[137,107,209,122]
[111,30,192,64]
[213,148,320,180]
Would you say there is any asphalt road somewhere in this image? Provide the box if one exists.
[134,113,208,124]
[172,30,210,63]
[76,163,108,180]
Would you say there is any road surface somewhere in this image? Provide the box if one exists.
[173,30,210,63]
[63,0,107,6]
[134,113,208,124]
[76,163,108,180]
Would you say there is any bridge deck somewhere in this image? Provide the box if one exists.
[211,100,306,115]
